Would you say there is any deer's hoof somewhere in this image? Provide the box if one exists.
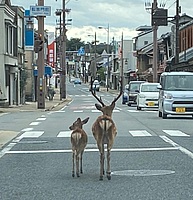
[107,175,111,180]
[72,173,75,177]
[99,176,103,181]
[77,173,80,177]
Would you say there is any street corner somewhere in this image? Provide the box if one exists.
[46,96,72,111]
[0,130,19,149]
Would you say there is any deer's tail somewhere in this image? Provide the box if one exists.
[99,116,113,144]
[71,132,82,148]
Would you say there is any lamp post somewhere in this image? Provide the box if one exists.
[98,23,110,91]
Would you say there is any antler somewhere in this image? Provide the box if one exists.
[111,78,123,104]
[90,78,105,106]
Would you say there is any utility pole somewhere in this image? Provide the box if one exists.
[175,0,180,65]
[94,32,97,79]
[37,0,45,109]
[120,32,124,91]
[152,0,158,83]
[61,0,67,99]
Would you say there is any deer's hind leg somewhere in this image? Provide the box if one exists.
[97,142,105,181]
[72,150,75,177]
[106,147,111,180]
[76,153,80,177]
[80,151,83,174]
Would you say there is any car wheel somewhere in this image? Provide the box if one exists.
[128,103,131,106]
[122,101,126,104]
[137,106,141,110]
[158,111,162,117]
[162,111,167,119]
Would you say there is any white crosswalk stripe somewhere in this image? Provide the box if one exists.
[129,130,152,137]
[57,131,72,137]
[18,131,44,139]
[17,130,190,139]
[162,130,190,137]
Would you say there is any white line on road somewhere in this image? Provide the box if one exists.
[73,110,83,113]
[57,131,72,137]
[160,136,193,160]
[29,122,41,126]
[17,131,44,139]
[36,118,46,121]
[129,130,152,137]
[162,130,189,137]
[5,147,178,154]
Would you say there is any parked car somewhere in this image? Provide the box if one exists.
[90,80,100,91]
[74,78,81,84]
[136,82,160,110]
[127,81,145,106]
[158,71,193,119]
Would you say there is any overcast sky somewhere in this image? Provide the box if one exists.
[11,0,192,43]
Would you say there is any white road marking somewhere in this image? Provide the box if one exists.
[21,128,34,132]
[29,122,41,126]
[163,130,189,137]
[17,131,44,139]
[73,110,83,113]
[57,131,72,137]
[127,110,139,112]
[129,130,152,137]
[36,118,46,121]
[91,110,101,113]
[160,136,193,160]
[5,147,178,154]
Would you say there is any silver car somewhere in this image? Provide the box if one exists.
[158,71,193,119]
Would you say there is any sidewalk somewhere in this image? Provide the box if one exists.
[0,88,72,113]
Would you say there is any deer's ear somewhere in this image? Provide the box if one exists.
[95,103,102,111]
[82,117,89,124]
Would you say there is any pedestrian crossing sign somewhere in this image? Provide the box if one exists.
[77,47,85,56]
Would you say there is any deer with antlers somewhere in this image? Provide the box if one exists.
[91,80,122,180]
[69,117,89,178]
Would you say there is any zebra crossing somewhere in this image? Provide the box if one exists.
[17,129,190,139]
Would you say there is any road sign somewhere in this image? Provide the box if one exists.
[77,47,85,56]
[30,6,51,16]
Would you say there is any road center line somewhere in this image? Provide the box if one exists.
[5,147,178,154]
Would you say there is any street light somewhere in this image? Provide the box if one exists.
[98,23,110,91]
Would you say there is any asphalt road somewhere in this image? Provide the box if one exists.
[0,82,193,200]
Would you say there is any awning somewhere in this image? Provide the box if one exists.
[33,66,53,77]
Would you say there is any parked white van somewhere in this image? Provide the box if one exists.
[157,71,193,119]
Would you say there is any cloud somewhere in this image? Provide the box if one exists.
[11,0,193,42]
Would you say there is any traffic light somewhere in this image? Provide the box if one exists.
[34,34,43,53]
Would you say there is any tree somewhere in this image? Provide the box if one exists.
[66,38,85,51]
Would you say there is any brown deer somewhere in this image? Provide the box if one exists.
[69,117,89,178]
[91,80,122,180]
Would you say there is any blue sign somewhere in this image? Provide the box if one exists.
[25,10,34,50]
[77,47,85,56]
